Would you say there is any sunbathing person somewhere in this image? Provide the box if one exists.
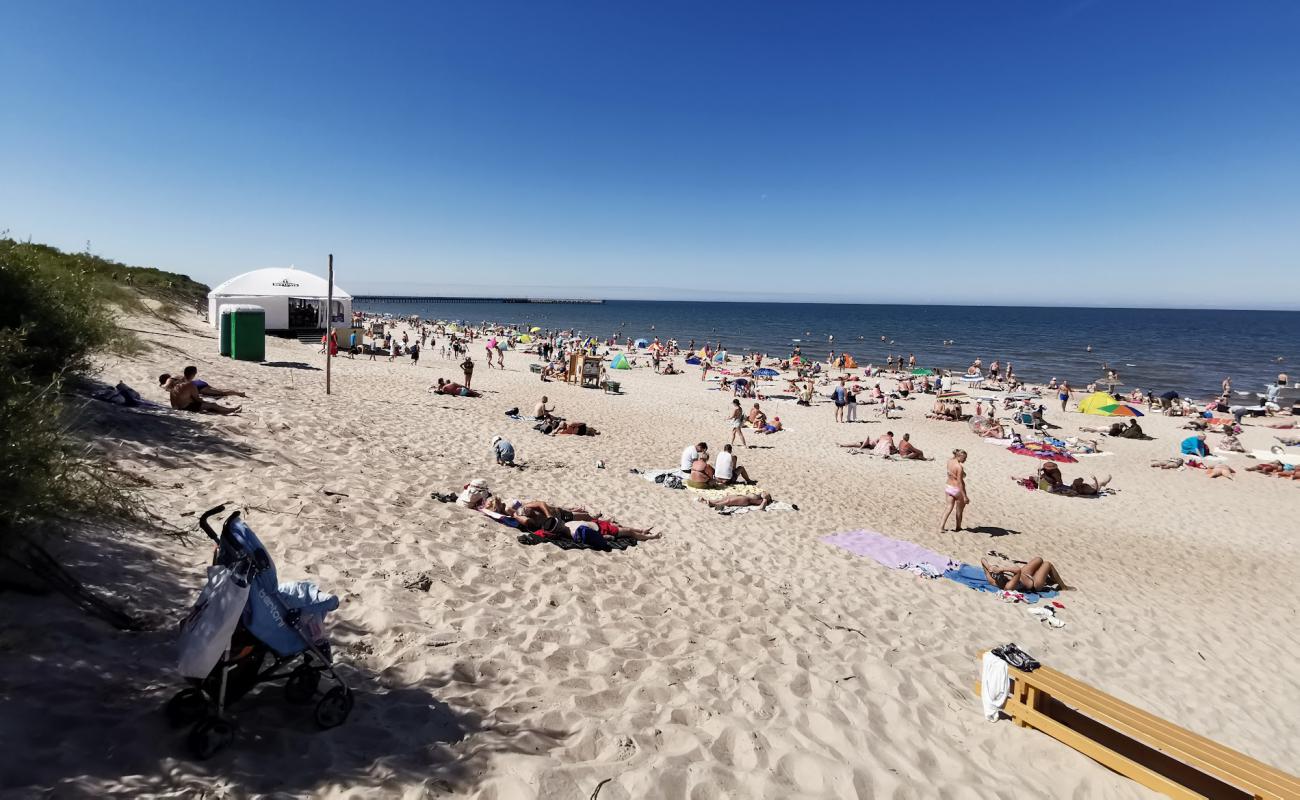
[164,374,241,415]
[839,436,878,449]
[551,421,598,436]
[434,378,481,398]
[1246,463,1300,479]
[534,396,556,420]
[1205,464,1236,479]
[699,492,773,511]
[715,444,754,485]
[897,433,925,460]
[980,557,1067,592]
[1070,474,1112,496]
[504,499,601,530]
[1150,457,1185,469]
[541,516,660,541]
[758,416,783,434]
[1038,462,1066,491]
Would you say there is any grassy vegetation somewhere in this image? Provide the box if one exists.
[0,238,209,578]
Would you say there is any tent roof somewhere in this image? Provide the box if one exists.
[208,266,352,299]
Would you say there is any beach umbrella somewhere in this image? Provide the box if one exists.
[1097,403,1143,417]
[1078,391,1120,415]
[445,324,460,333]
[530,326,541,332]
[517,334,532,343]
[754,367,779,378]
[634,338,650,348]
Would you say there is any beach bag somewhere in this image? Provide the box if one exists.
[178,564,250,679]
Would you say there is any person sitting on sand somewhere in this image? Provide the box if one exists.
[1180,433,1212,458]
[873,431,896,456]
[681,442,708,472]
[661,362,679,375]
[1038,462,1066,491]
[747,402,764,426]
[162,366,248,399]
[163,373,241,415]
[534,396,555,420]
[688,453,717,488]
[980,557,1066,592]
[491,435,516,466]
[700,492,773,511]
[897,433,924,460]
[551,421,598,436]
[715,444,754,485]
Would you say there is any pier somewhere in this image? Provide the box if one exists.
[352,296,603,305]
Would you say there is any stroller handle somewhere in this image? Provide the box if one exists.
[199,504,228,542]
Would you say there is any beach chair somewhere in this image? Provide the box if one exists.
[976,652,1300,799]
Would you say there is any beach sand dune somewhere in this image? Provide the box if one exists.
[1,315,1296,798]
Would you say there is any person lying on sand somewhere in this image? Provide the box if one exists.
[499,499,602,530]
[840,437,877,449]
[551,421,598,436]
[541,516,660,541]
[163,373,241,415]
[1150,457,1185,469]
[758,416,783,434]
[980,557,1067,592]
[1205,464,1235,479]
[434,378,481,398]
[1246,463,1300,479]
[699,492,773,511]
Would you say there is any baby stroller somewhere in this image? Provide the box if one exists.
[165,504,353,759]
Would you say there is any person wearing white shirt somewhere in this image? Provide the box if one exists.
[681,442,708,473]
[714,444,753,485]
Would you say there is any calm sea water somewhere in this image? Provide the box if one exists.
[353,300,1298,399]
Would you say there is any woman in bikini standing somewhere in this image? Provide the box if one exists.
[728,398,748,448]
[941,449,970,532]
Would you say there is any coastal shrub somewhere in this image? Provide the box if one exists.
[0,239,200,588]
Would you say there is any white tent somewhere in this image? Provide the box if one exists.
[207,266,352,331]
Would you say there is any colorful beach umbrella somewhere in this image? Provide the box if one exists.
[1098,403,1143,417]
[530,326,541,332]
[754,367,779,377]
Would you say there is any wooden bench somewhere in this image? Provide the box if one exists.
[977,653,1300,799]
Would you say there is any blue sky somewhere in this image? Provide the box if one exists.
[2,1,1298,308]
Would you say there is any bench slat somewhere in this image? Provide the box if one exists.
[1013,667,1300,797]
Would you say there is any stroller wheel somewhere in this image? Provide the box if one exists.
[188,716,235,760]
[314,686,354,729]
[285,665,321,704]
[166,688,209,728]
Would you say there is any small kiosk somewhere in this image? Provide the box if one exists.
[567,354,604,388]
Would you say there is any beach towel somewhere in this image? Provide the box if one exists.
[1008,443,1077,463]
[821,530,959,574]
[480,509,520,528]
[942,563,1057,603]
[516,531,638,551]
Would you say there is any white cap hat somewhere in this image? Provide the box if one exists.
[491,435,502,445]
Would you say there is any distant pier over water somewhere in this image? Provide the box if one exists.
[353,296,603,305]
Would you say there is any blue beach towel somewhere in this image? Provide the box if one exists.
[943,563,1058,603]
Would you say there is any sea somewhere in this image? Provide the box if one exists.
[351,300,1298,400]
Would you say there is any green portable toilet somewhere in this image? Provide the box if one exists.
[229,305,266,362]
[218,307,234,357]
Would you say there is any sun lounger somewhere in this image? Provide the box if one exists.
[976,652,1300,799]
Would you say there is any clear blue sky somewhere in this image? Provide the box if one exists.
[2,1,1298,308]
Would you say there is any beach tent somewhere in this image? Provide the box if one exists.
[634,338,649,348]
[713,351,727,363]
[207,266,351,332]
[1079,391,1120,415]
[843,355,857,368]
[610,353,631,370]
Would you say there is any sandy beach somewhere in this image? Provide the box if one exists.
[2,312,1298,799]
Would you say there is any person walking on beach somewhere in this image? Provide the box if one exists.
[409,341,420,366]
[461,356,475,389]
[1058,380,1072,412]
[941,449,970,532]
[728,398,748,448]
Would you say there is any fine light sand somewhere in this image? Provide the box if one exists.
[2,313,1298,799]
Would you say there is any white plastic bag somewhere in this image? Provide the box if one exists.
[178,564,249,679]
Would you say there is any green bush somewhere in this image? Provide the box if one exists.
[0,239,202,536]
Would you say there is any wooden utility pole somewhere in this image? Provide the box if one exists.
[326,253,334,395]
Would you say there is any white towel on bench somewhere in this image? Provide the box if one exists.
[982,651,1010,721]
